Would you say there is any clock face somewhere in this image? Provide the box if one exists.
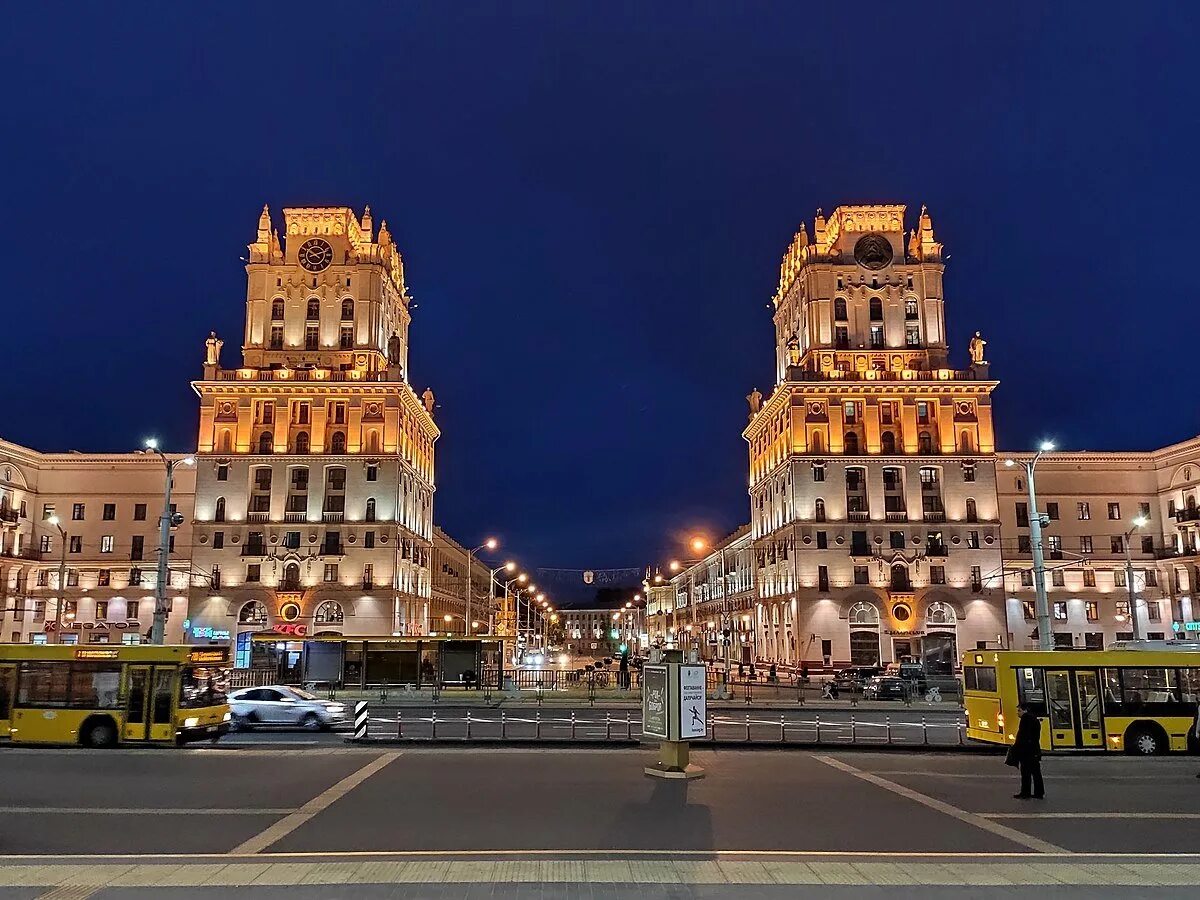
[298,238,334,273]
[853,234,893,270]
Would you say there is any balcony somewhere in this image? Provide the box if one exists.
[847,510,870,522]
[885,511,908,522]
[246,512,270,523]
[0,547,41,560]
[284,511,307,523]
[214,368,392,383]
[320,543,345,556]
[0,508,19,524]
[241,544,268,558]
[322,511,345,523]
[279,580,302,592]
[1176,508,1200,523]
[925,543,948,557]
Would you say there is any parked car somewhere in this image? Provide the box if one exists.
[228,685,348,731]
[833,665,883,688]
[862,675,910,701]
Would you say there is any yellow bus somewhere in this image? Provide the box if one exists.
[0,645,231,748]
[963,646,1200,755]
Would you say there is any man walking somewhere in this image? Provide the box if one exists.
[1009,701,1045,799]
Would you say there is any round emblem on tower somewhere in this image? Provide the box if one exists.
[298,238,334,273]
[853,234,893,270]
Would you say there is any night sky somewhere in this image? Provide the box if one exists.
[3,5,1196,592]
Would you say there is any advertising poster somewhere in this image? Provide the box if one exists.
[641,665,669,739]
[678,664,708,739]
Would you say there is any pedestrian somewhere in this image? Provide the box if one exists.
[748,662,756,681]
[738,662,745,679]
[768,663,778,683]
[1006,701,1044,799]
[800,662,809,683]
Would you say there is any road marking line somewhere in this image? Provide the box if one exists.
[869,771,1182,781]
[812,755,1067,854]
[0,807,296,815]
[36,887,103,900]
[984,812,1200,819]
[228,751,400,855]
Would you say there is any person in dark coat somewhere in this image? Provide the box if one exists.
[1009,702,1045,799]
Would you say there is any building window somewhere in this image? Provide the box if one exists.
[306,297,320,320]
[129,568,142,587]
[102,503,116,521]
[1021,600,1036,620]
[1015,502,1029,528]
[294,431,310,454]
[1147,601,1161,622]
[962,464,975,483]
[42,504,55,521]
[905,298,918,319]
[211,531,224,550]
[258,432,274,454]
[340,298,354,320]
[246,564,260,583]
[1108,502,1121,520]
[339,325,353,349]
[869,297,883,320]
[272,299,284,320]
[965,498,978,523]
[1045,502,1059,520]
[917,432,932,454]
[367,464,378,482]
[365,498,376,522]
[1047,535,1062,555]
[365,530,375,549]
[1018,536,1031,554]
[812,464,825,482]
[214,497,226,523]
[929,566,946,585]
[36,570,48,586]
[1080,601,1098,622]
[834,298,847,320]
[880,431,896,454]
[97,569,110,587]
[844,432,859,455]
[1078,502,1090,520]
[305,324,319,350]
[1020,570,1033,587]
[905,325,920,347]
[269,326,283,349]
[916,402,930,425]
[72,503,85,521]
[834,326,849,349]
[100,535,114,554]
[324,563,339,583]
[1139,502,1151,519]
[1052,601,1067,620]
[126,600,140,620]
[970,566,982,591]
[316,601,344,625]
[1114,569,1127,587]
[1083,569,1096,587]
[814,499,826,522]
[967,530,979,549]
[853,565,869,584]
[132,503,146,521]
[67,535,82,554]
[1051,570,1065,586]
[238,601,267,625]
[130,536,144,561]
[216,465,229,483]
[1141,536,1154,554]
[1080,535,1093,554]
[869,325,884,348]
[1110,536,1124,554]
[284,531,301,550]
[330,432,347,454]
[1146,569,1158,587]
[40,534,52,554]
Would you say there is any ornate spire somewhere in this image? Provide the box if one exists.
[361,205,373,242]
[257,205,271,243]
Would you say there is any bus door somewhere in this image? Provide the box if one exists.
[1074,670,1104,748]
[1044,669,1079,748]
[149,667,177,742]
[123,665,152,742]
[0,665,14,737]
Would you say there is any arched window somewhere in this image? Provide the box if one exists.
[834,298,848,320]
[848,601,880,626]
[238,600,267,625]
[258,432,274,454]
[965,498,978,523]
[214,497,226,523]
[282,563,300,591]
[271,299,284,321]
[294,431,310,454]
[814,498,826,522]
[890,563,910,591]
[959,430,973,453]
[315,601,344,625]
[918,432,932,454]
[218,430,233,453]
[926,601,957,626]
[869,297,883,320]
[811,431,824,453]
[340,298,354,320]
[844,432,859,455]
[365,431,380,454]
[330,431,347,454]
[880,431,896,454]
[306,298,320,320]
[365,498,376,522]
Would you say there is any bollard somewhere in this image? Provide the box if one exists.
[501,711,507,740]
[626,711,632,740]
[922,714,928,745]
[571,710,576,740]
[886,714,892,745]
[379,682,387,702]
[745,712,752,742]
[352,701,369,741]
[850,713,856,743]
[605,712,611,741]
[431,708,438,739]
[535,709,542,739]
[815,713,821,744]
[958,719,965,745]
[780,714,786,743]
[466,709,472,740]
[397,710,403,739]
[708,713,715,742]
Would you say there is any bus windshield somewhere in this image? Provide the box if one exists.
[180,666,229,708]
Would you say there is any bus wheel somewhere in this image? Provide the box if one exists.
[81,718,119,748]
[1125,724,1166,755]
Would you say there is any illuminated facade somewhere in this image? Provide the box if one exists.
[185,206,441,654]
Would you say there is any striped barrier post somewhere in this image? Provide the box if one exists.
[353,701,369,741]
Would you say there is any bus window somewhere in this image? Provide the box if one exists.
[964,666,996,692]
[127,669,148,724]
[180,667,229,709]
[1122,668,1179,710]
[151,669,174,725]
[1014,667,1045,715]
[1045,671,1073,732]
[0,668,12,719]
[1181,668,1200,704]
[17,662,70,706]
[68,664,122,709]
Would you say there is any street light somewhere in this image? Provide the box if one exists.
[1123,516,1149,640]
[1004,440,1055,650]
[141,439,195,644]
[46,515,68,642]
[465,538,499,644]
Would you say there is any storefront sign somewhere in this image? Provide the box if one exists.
[45,620,138,631]
[272,623,309,637]
[884,629,926,636]
[190,625,232,640]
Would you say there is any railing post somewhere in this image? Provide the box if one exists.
[466,709,472,740]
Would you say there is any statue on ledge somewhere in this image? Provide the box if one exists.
[387,333,402,366]
[968,330,987,365]
[746,387,763,416]
[787,333,801,367]
[204,332,223,367]
[422,387,436,415]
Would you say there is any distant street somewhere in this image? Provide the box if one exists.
[1,746,1198,898]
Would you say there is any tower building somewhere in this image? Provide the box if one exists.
[186,206,439,662]
[742,205,1006,670]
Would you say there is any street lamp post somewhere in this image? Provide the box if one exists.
[142,440,195,645]
[1006,442,1055,651]
[465,538,498,643]
[46,516,67,643]
[1123,517,1149,640]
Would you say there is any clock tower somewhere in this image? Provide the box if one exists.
[187,205,439,651]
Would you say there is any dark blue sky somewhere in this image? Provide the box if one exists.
[3,4,1196,580]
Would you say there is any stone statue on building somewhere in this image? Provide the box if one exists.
[746,387,763,416]
[422,387,436,415]
[204,332,223,367]
[787,333,801,367]
[387,333,402,366]
[968,331,987,365]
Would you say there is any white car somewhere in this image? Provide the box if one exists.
[228,685,348,731]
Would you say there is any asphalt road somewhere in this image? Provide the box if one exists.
[0,745,1198,898]
[232,705,967,746]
